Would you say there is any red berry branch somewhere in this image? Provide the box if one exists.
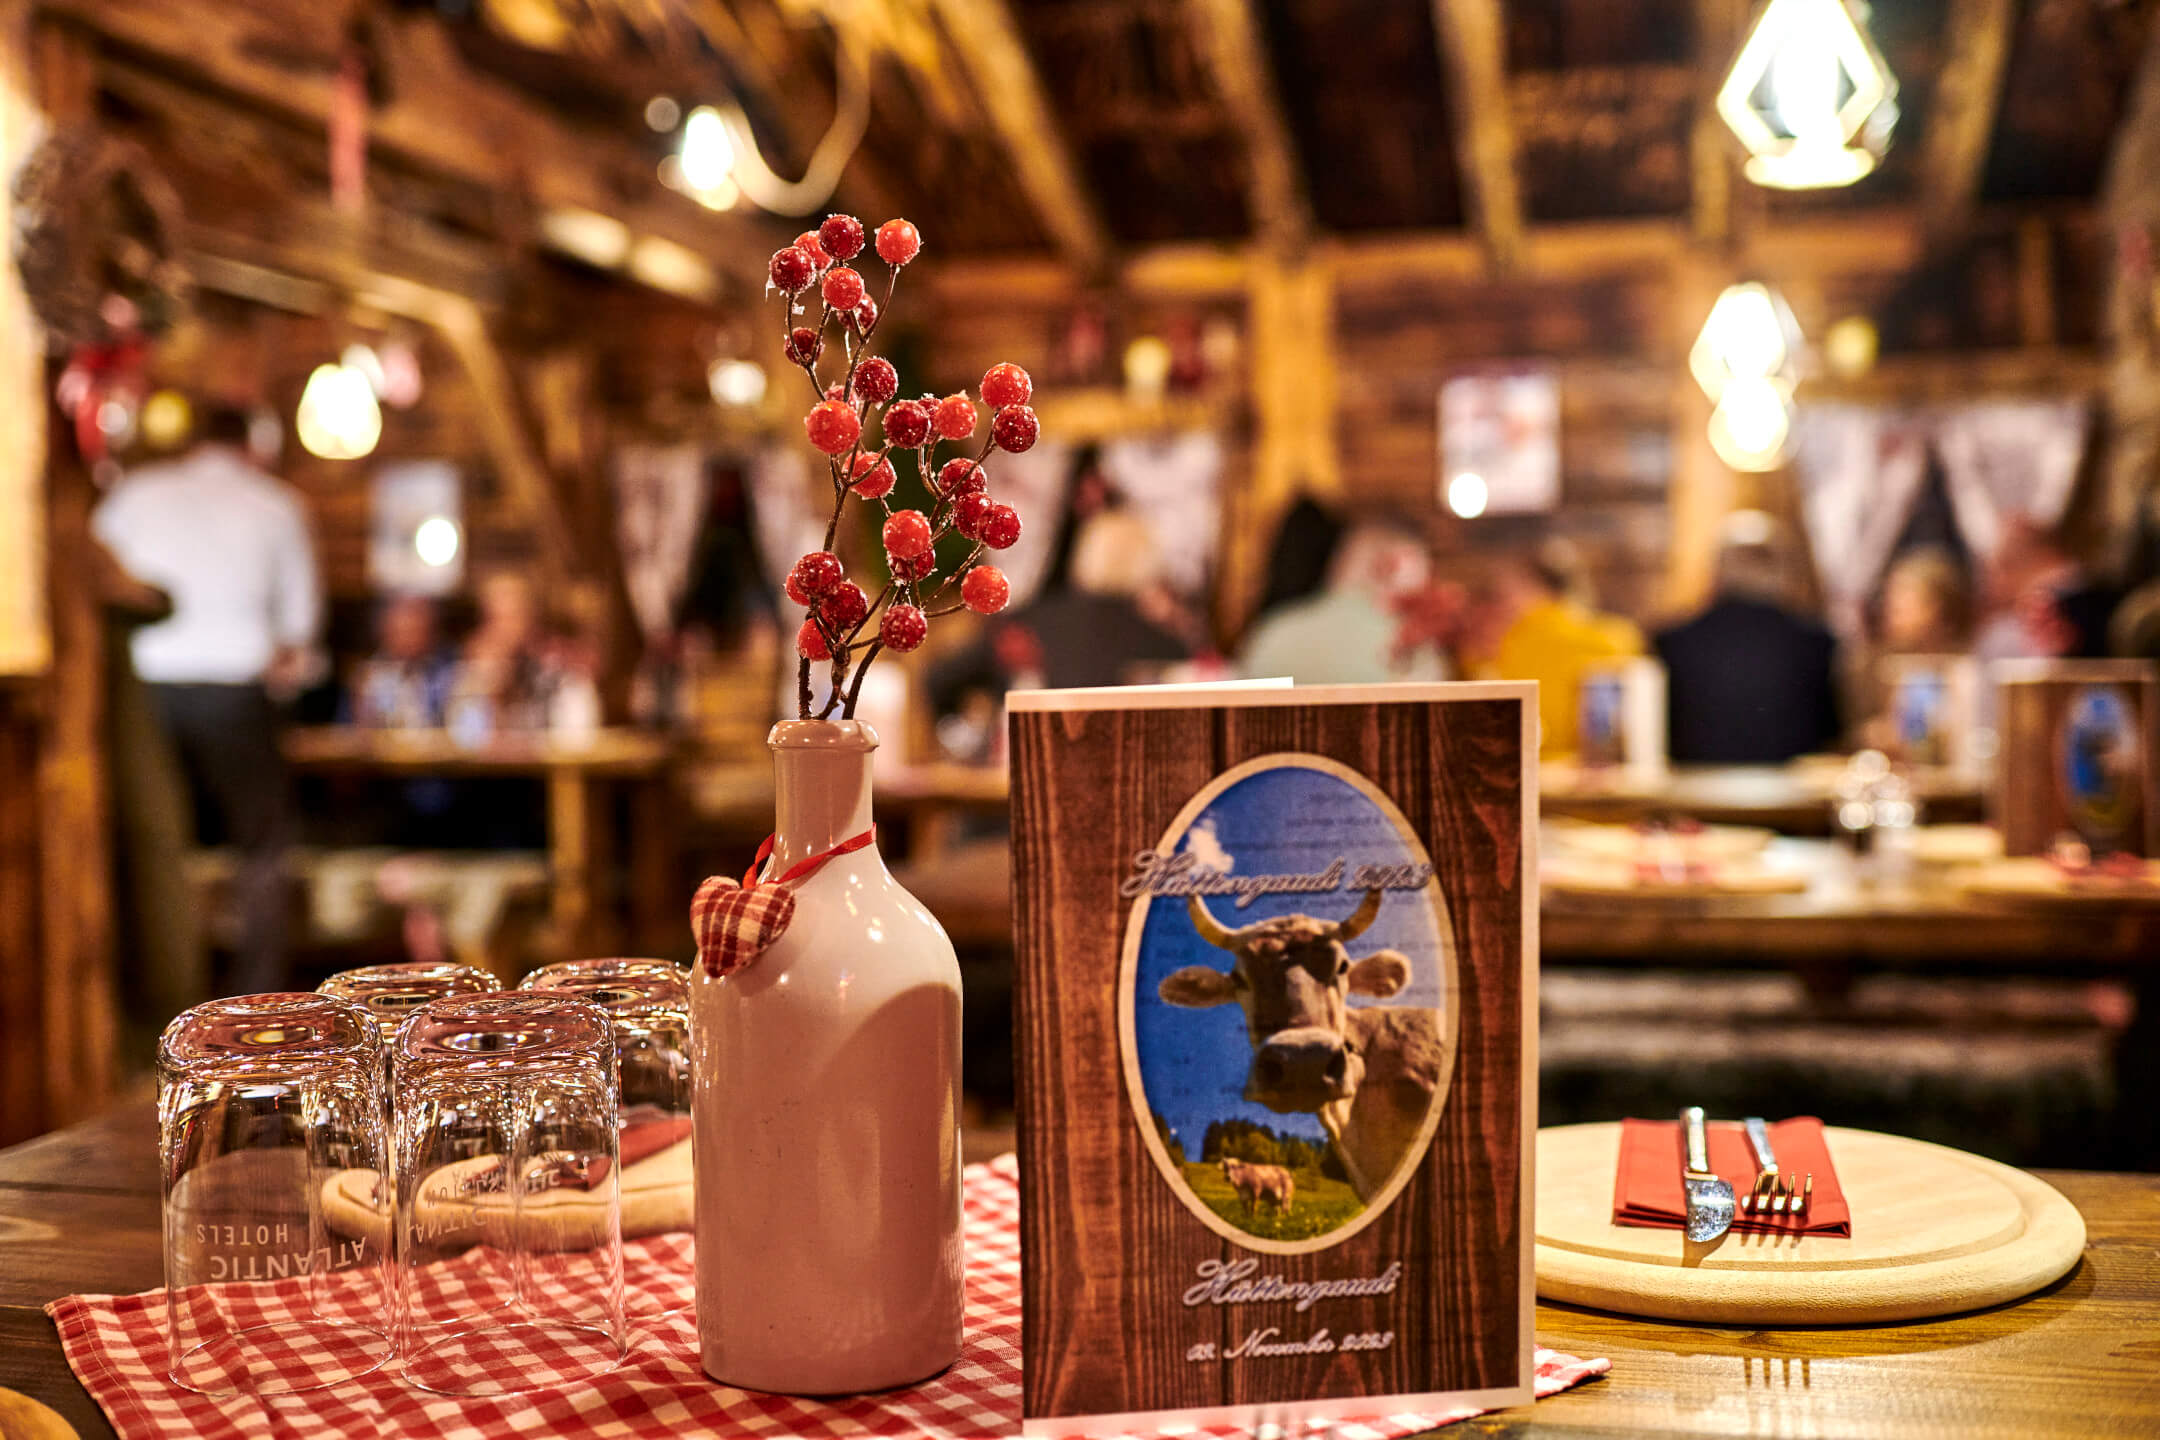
[768,215,1033,720]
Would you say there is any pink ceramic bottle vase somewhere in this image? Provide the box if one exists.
[691,719,964,1393]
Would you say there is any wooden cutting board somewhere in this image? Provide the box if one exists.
[320,1139,693,1253]
[1535,1123,2086,1324]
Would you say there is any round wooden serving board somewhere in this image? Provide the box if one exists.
[1535,1123,2086,1324]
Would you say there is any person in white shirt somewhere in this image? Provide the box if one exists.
[94,405,321,994]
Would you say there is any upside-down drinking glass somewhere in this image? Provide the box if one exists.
[392,993,627,1395]
[318,961,502,1044]
[519,959,694,1315]
[158,993,395,1396]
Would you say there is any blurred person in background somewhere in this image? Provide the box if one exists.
[1467,537,1642,757]
[93,401,320,994]
[450,569,558,732]
[1878,547,1974,655]
[1655,512,1842,765]
[931,502,1190,706]
[1239,512,1449,684]
[352,594,456,729]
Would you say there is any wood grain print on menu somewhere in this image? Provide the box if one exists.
[1011,685,1536,1430]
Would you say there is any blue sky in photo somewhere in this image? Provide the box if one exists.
[1128,763,1446,1154]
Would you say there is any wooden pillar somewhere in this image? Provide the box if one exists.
[1225,250,1338,641]
[2102,27,2160,581]
[1665,253,1735,616]
[20,10,117,1137]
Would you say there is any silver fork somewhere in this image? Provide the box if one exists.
[1742,1117,1813,1219]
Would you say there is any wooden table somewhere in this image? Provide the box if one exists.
[2,1108,2153,1439]
[685,758,1011,863]
[283,726,676,957]
[1541,762,1989,834]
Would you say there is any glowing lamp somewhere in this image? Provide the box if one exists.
[296,362,381,461]
[1716,0,1898,190]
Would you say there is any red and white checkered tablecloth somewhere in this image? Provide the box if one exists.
[48,1156,1606,1439]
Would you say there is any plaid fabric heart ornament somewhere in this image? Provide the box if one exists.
[691,827,877,978]
[691,876,797,978]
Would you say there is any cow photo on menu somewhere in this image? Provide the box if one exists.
[1009,683,1537,1437]
[1122,756,1457,1251]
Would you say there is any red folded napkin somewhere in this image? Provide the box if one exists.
[1612,1116,1851,1237]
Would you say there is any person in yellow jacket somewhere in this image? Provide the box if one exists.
[1466,541,1643,757]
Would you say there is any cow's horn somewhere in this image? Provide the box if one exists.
[1333,888,1384,941]
[1188,895,1238,949]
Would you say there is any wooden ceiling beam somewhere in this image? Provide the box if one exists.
[925,0,1113,273]
[1690,0,1746,245]
[1183,0,1311,244]
[1431,0,1525,269]
[927,206,2037,301]
[1919,0,2016,239]
[39,0,775,294]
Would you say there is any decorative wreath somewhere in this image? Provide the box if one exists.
[13,127,191,348]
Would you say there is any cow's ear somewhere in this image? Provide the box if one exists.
[1347,949,1411,998]
[1158,966,1239,1008]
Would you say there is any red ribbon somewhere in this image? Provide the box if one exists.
[743,826,877,890]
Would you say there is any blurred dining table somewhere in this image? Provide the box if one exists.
[282,725,677,957]
[1540,759,1989,833]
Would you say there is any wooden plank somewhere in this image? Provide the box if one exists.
[1690,0,1746,244]
[0,1,44,677]
[38,0,773,292]
[1231,252,1337,635]
[1431,0,1524,268]
[27,14,115,1139]
[926,0,1112,272]
[1920,0,2017,238]
[1183,0,1310,242]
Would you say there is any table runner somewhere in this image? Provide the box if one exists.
[49,1156,1606,1439]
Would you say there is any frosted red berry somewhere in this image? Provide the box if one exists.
[818,214,865,262]
[891,549,936,582]
[787,550,845,603]
[796,618,832,661]
[992,404,1039,453]
[818,581,870,632]
[981,363,1032,410]
[805,399,861,455]
[883,399,931,448]
[952,491,994,539]
[769,246,816,295]
[883,509,934,561]
[785,326,823,365]
[849,296,879,335]
[820,266,865,313]
[937,457,986,497]
[962,565,1011,615]
[849,452,896,498]
[854,356,898,405]
[880,603,928,652]
[933,392,978,441]
[793,231,831,269]
[979,503,1021,550]
[875,219,921,267]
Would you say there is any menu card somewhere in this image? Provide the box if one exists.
[1008,682,1538,1434]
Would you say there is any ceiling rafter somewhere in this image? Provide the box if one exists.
[1920,0,2017,238]
[925,0,1112,273]
[1431,0,1525,268]
[1689,0,1745,244]
[38,0,774,293]
[1182,0,1311,244]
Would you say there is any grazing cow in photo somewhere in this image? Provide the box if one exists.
[1160,890,1447,1201]
[1219,1156,1295,1217]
